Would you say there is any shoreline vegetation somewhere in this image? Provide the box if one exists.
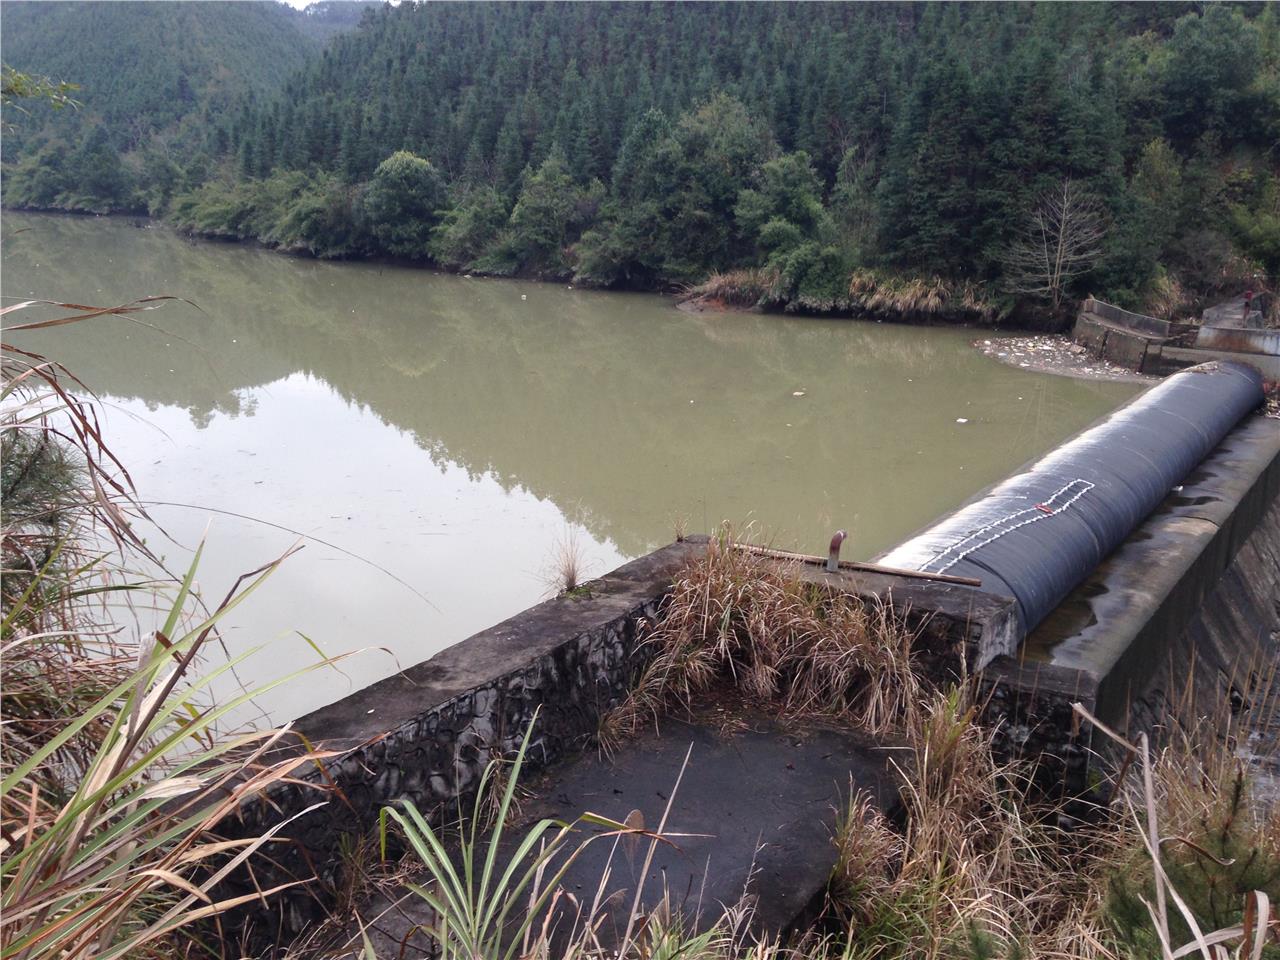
[2,205,1005,327]
[0,302,340,959]
[0,199,1007,332]
[0,208,1250,393]
[5,3,1278,331]
[679,266,1001,326]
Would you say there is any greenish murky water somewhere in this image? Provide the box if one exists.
[1,212,1140,721]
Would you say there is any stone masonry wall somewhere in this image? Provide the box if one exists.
[220,539,706,948]
[1126,497,1280,762]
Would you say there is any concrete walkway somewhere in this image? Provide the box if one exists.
[356,717,895,957]
[1203,295,1264,329]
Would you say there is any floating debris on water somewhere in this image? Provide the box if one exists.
[974,334,1155,383]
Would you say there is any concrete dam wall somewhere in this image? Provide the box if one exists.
[224,364,1279,945]
[1073,297,1280,381]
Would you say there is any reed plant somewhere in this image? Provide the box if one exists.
[824,687,1280,959]
[684,269,782,309]
[847,269,997,323]
[683,266,999,324]
[1,300,340,959]
[1,546,336,960]
[376,710,692,960]
[827,686,1095,959]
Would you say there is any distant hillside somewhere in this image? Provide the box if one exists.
[1,1,316,211]
[289,1,381,44]
[4,2,1278,323]
[175,1,1278,320]
[1,1,316,138]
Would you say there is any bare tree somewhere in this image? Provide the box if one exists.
[1001,179,1106,309]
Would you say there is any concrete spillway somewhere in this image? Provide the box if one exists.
[878,361,1265,640]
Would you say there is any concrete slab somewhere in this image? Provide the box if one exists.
[1100,326,1152,370]
[1195,326,1280,356]
[356,717,895,956]
[1162,346,1280,382]
[1080,299,1171,338]
[294,539,707,747]
[1202,295,1265,329]
[1073,315,1109,355]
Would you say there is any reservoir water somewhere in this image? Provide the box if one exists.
[1,212,1140,722]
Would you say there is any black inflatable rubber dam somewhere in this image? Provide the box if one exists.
[878,361,1266,639]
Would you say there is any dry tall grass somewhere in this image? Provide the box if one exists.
[543,527,590,596]
[685,269,782,308]
[600,531,920,751]
[1,309,160,826]
[825,684,1280,959]
[847,269,998,322]
[1142,270,1186,321]
[683,267,1000,323]
[828,687,1104,959]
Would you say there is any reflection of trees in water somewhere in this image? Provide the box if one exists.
[690,311,953,374]
[3,214,299,416]
[2,213,1139,557]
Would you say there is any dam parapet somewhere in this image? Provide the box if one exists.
[1074,297,1280,381]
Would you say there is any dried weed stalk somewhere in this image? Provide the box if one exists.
[544,527,590,596]
[601,531,920,750]
[827,676,1280,960]
[830,686,1102,959]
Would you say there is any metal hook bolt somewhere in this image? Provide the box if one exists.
[826,530,847,573]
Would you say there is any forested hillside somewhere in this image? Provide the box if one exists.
[5,2,1279,323]
[0,1,321,212]
[289,0,382,43]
